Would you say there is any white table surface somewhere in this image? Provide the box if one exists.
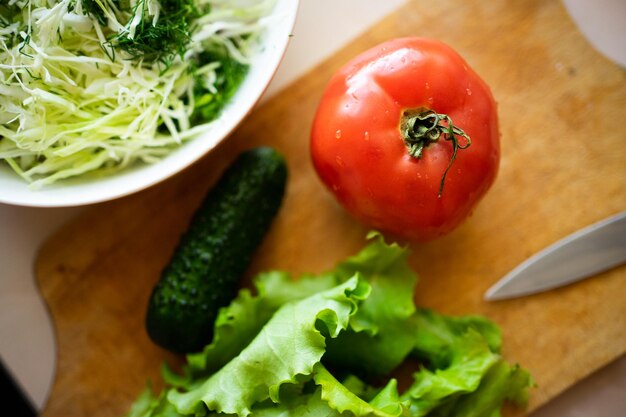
[0,0,624,415]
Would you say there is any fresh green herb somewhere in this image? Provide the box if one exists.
[128,235,533,416]
[190,46,249,125]
[80,0,113,26]
[0,5,14,26]
[0,4,22,49]
[114,0,200,68]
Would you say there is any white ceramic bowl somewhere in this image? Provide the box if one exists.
[0,0,299,207]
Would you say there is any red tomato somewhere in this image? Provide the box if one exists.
[310,37,500,242]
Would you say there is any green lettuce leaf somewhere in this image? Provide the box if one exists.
[126,385,183,417]
[402,330,499,416]
[251,387,337,417]
[168,276,369,416]
[325,233,418,376]
[313,363,404,417]
[411,309,502,369]
[186,271,339,377]
[401,309,530,417]
[433,361,534,417]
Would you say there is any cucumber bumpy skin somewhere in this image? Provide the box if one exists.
[146,147,288,353]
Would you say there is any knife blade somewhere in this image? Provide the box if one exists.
[485,211,626,300]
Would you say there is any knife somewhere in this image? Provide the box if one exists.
[485,211,626,300]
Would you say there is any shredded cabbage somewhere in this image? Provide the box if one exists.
[0,0,275,188]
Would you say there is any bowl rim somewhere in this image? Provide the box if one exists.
[0,0,299,208]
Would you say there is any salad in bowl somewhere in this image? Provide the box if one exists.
[0,0,297,206]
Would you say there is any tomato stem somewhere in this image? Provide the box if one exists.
[401,110,471,198]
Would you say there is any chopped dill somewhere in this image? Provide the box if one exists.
[80,0,113,26]
[0,4,22,49]
[114,0,200,68]
[78,0,199,68]
[0,3,19,23]
[18,33,33,58]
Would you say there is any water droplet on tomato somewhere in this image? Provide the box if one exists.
[335,156,346,168]
[425,82,431,90]
[466,88,472,96]
[335,129,342,139]
[364,131,370,140]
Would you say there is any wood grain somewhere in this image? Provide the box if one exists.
[36,0,626,415]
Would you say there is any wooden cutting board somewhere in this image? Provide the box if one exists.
[35,0,626,415]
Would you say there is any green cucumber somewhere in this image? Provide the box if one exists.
[146,147,287,353]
